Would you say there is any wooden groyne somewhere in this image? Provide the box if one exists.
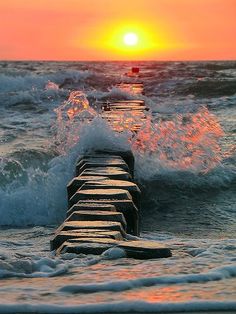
[51,78,172,259]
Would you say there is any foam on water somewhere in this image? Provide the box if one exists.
[0,70,91,94]
[59,264,236,294]
[0,70,92,111]
[0,61,235,309]
[1,85,235,228]
[0,256,69,279]
[0,116,131,226]
[0,221,235,308]
[0,301,236,313]
[0,155,71,226]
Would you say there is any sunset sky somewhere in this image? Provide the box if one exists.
[0,0,235,61]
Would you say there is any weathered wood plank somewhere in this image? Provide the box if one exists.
[74,199,139,236]
[56,220,126,237]
[50,230,122,250]
[67,175,108,200]
[66,203,117,217]
[69,188,132,208]
[66,210,127,230]
[80,179,141,208]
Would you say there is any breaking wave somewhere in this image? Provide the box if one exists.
[0,89,235,227]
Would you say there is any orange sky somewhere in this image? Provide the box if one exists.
[0,0,235,60]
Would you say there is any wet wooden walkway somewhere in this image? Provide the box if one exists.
[51,78,172,259]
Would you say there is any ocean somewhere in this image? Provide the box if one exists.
[0,60,235,313]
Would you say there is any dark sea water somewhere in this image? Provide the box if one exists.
[0,61,235,313]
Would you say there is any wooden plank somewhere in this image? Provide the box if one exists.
[69,188,132,208]
[56,220,126,237]
[74,199,139,236]
[66,203,117,217]
[76,160,129,176]
[80,167,132,181]
[66,210,127,230]
[67,175,108,200]
[80,180,141,208]
[50,230,122,250]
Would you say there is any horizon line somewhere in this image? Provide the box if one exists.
[1,58,236,63]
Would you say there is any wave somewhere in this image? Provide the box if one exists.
[0,153,74,226]
[0,116,131,226]
[178,79,236,97]
[201,61,236,71]
[0,88,67,108]
[60,264,236,294]
[0,256,69,279]
[135,157,236,191]
[0,300,236,314]
[1,90,235,228]
[0,70,91,93]
[0,154,235,228]
[1,79,235,228]
[0,70,92,109]
[0,301,236,313]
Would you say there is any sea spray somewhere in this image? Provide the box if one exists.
[132,106,224,174]
[54,90,225,174]
[0,63,234,230]
[0,61,235,308]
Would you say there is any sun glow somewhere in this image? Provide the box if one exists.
[98,24,152,60]
[123,33,138,46]
[86,20,180,60]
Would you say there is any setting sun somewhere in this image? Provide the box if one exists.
[123,33,139,46]
[0,0,235,60]
[101,21,163,59]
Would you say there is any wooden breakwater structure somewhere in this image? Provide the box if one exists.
[51,78,172,259]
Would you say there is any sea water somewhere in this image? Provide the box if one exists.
[0,61,235,313]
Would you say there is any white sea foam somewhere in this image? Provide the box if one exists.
[0,60,235,309]
[0,301,236,313]
[88,86,141,102]
[0,116,131,226]
[0,256,69,279]
[59,264,236,294]
[134,154,236,189]
[0,70,91,93]
[0,70,92,109]
[0,105,235,227]
[0,153,75,226]
[0,63,235,230]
